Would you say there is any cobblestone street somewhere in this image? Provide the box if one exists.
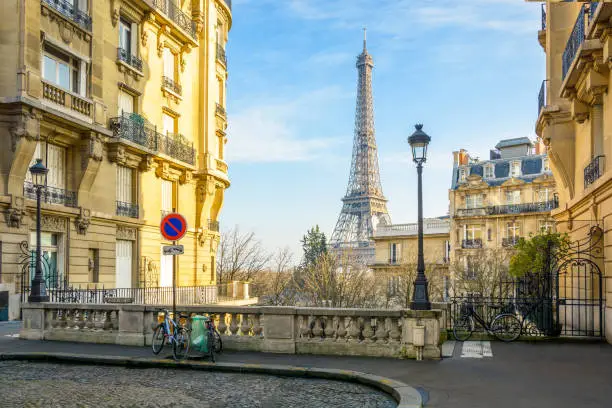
[0,361,397,408]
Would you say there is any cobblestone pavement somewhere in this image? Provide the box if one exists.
[0,361,397,408]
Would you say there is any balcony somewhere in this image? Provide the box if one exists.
[216,44,227,66]
[117,48,143,72]
[162,76,182,96]
[562,4,586,80]
[538,79,547,117]
[487,199,559,216]
[208,219,220,232]
[462,239,483,249]
[151,0,196,39]
[502,237,521,248]
[42,81,92,120]
[584,155,605,189]
[456,208,487,217]
[216,103,226,118]
[24,182,77,207]
[42,0,92,31]
[110,113,196,165]
[116,201,139,218]
[220,0,232,11]
[215,158,228,173]
[541,3,546,31]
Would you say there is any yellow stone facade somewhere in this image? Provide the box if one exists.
[449,139,557,276]
[0,0,231,298]
[534,0,611,342]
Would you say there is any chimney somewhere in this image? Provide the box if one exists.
[534,139,546,155]
[459,149,469,166]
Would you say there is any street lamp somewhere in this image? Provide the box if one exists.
[408,124,431,310]
[28,159,49,303]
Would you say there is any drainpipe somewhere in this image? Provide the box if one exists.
[17,0,26,95]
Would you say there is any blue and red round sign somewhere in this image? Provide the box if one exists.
[160,213,187,241]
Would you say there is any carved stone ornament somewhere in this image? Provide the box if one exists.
[206,178,216,196]
[10,110,40,152]
[5,208,26,229]
[117,225,137,241]
[179,170,193,184]
[108,145,126,165]
[81,133,104,169]
[140,155,154,172]
[156,162,170,179]
[38,215,67,233]
[141,29,149,47]
[75,209,91,235]
[111,0,120,27]
[157,26,171,58]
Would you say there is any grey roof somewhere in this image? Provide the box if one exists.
[495,137,533,150]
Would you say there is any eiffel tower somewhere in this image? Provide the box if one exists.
[330,29,391,264]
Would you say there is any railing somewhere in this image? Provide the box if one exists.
[462,239,483,249]
[216,43,227,66]
[42,0,92,31]
[162,76,182,95]
[215,159,228,173]
[109,113,196,165]
[562,4,586,80]
[487,199,559,215]
[116,201,139,218]
[456,208,487,217]
[502,237,521,248]
[220,0,232,11]
[541,3,546,30]
[208,219,220,232]
[375,220,450,237]
[161,209,172,217]
[589,2,599,23]
[42,81,92,118]
[117,48,143,72]
[42,81,66,105]
[71,94,91,117]
[584,155,605,188]
[538,79,547,116]
[23,182,77,207]
[216,103,226,117]
[151,0,197,39]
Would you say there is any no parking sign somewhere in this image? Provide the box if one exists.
[160,213,187,241]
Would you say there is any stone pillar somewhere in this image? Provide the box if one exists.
[401,309,442,359]
[19,303,46,340]
[117,305,147,346]
[261,307,296,354]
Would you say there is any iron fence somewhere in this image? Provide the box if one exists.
[151,0,197,38]
[116,201,139,218]
[487,199,559,215]
[584,155,605,189]
[42,0,92,31]
[541,3,546,30]
[590,2,599,23]
[562,3,586,80]
[117,48,143,72]
[461,239,483,249]
[23,182,77,207]
[216,44,227,66]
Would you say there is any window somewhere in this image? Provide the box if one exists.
[388,276,401,296]
[484,164,494,179]
[218,135,225,160]
[118,89,134,115]
[466,194,482,209]
[539,220,554,233]
[162,112,176,135]
[538,188,551,202]
[119,18,132,56]
[216,21,224,45]
[163,48,176,81]
[75,0,89,14]
[464,225,481,240]
[29,232,63,288]
[116,165,133,204]
[542,157,550,172]
[510,161,521,177]
[161,179,175,214]
[458,168,467,182]
[217,77,224,105]
[444,240,450,262]
[389,243,400,264]
[487,228,492,242]
[88,248,99,283]
[26,142,66,189]
[506,190,520,205]
[465,256,477,280]
[506,222,520,239]
[43,44,85,96]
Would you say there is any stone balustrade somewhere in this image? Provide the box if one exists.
[42,80,93,120]
[21,304,443,359]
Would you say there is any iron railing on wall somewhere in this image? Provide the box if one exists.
[23,182,77,207]
[487,199,559,215]
[584,155,605,189]
[208,219,220,232]
[216,44,227,66]
[42,0,92,31]
[461,239,483,249]
[501,237,521,247]
[562,4,586,80]
[116,201,139,218]
[541,3,546,30]
[110,113,195,165]
[589,2,600,23]
[538,79,547,116]
[117,48,143,72]
[151,0,197,39]
[162,76,182,95]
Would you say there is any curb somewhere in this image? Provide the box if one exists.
[0,352,423,408]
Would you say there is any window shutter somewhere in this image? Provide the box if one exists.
[47,144,65,189]
[131,22,138,57]
[79,60,87,96]
[161,180,172,211]
[118,90,134,115]
[116,166,133,203]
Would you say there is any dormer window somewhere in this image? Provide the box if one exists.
[459,167,467,182]
[510,161,521,177]
[484,164,494,179]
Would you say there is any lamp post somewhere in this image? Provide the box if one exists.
[408,124,431,310]
[28,159,49,303]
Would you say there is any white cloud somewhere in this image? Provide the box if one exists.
[226,87,350,163]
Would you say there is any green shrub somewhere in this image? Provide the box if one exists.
[509,231,570,277]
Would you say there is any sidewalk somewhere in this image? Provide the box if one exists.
[1,329,612,408]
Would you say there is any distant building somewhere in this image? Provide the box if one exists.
[449,137,557,273]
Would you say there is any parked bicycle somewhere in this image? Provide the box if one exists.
[151,309,191,360]
[453,302,522,342]
[205,315,223,354]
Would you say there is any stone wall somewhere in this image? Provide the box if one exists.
[20,304,443,359]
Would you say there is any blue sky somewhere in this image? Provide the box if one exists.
[222,0,544,258]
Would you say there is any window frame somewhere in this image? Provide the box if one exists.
[505,189,521,205]
[42,44,85,96]
[466,194,483,209]
[510,160,522,177]
[119,17,132,56]
[484,164,494,179]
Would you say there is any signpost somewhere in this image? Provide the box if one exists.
[160,212,187,323]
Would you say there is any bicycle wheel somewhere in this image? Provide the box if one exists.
[173,328,191,361]
[490,313,522,342]
[208,331,216,363]
[213,329,223,353]
[453,315,474,342]
[152,324,165,355]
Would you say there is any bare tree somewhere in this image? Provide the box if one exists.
[254,247,296,306]
[450,248,512,299]
[216,226,270,284]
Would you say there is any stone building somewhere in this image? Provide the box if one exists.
[449,138,557,280]
[534,0,611,342]
[370,217,451,303]
[0,0,231,313]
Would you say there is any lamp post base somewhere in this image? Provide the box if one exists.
[410,279,431,311]
[27,294,50,303]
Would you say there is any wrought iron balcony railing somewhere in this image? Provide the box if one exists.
[216,103,226,118]
[462,239,483,249]
[538,79,547,116]
[590,2,600,23]
[161,209,172,217]
[42,0,92,31]
[541,3,546,31]
[116,201,139,218]
[162,76,182,95]
[117,48,143,72]
[151,0,196,39]
[216,44,227,66]
[208,219,220,232]
[502,237,521,248]
[110,113,195,165]
[24,182,77,207]
[562,4,586,80]
[487,199,559,216]
[456,208,487,217]
[221,0,232,10]
[584,155,605,189]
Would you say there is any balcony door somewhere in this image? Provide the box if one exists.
[160,246,174,288]
[115,240,133,289]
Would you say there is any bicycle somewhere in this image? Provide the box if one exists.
[205,316,223,354]
[453,302,522,342]
[151,309,191,360]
